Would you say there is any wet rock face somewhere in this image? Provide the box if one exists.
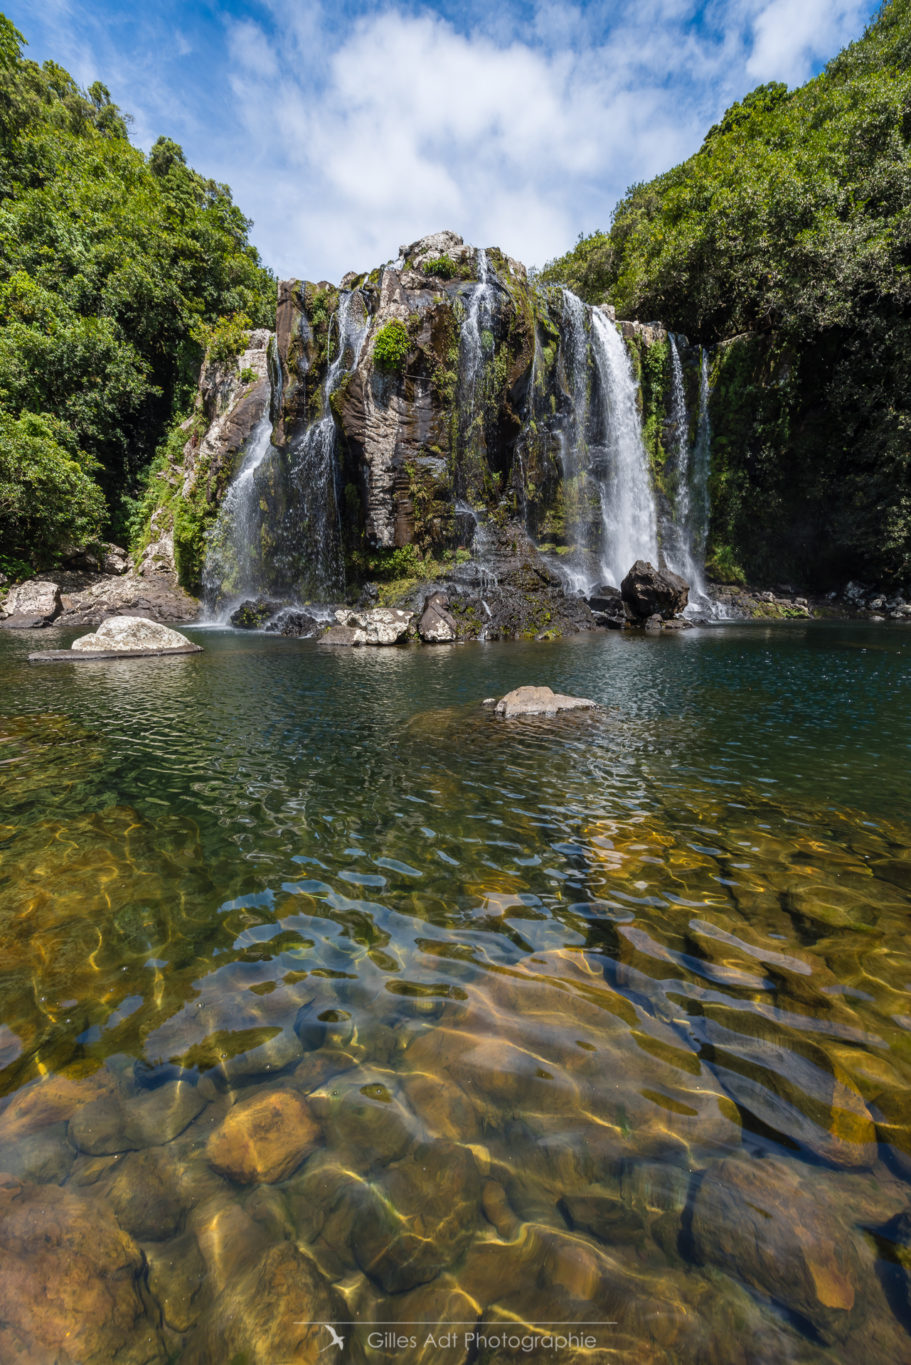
[621,560,689,620]
[587,583,627,629]
[445,520,598,641]
[229,597,285,629]
[264,608,321,638]
[0,1178,162,1365]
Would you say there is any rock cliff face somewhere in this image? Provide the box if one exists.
[143,232,722,632]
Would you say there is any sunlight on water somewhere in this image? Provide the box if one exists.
[0,622,909,1363]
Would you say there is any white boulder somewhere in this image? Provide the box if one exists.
[71,616,197,653]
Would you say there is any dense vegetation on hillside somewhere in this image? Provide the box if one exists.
[544,0,911,588]
[0,14,274,570]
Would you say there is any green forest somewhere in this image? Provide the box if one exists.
[0,13,274,574]
[544,0,911,587]
[1,0,909,590]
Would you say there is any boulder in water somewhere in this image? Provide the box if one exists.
[587,583,627,629]
[0,579,62,628]
[493,686,596,718]
[620,560,689,620]
[71,616,200,654]
[324,607,414,646]
[229,598,283,629]
[264,609,320,638]
[418,591,458,643]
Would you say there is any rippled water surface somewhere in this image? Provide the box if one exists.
[1,622,910,1364]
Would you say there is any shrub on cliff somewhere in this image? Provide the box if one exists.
[372,320,411,372]
[0,15,274,564]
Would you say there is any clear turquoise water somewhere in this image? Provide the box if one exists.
[1,622,910,1363]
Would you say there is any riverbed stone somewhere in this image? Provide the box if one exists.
[493,685,596,718]
[0,1124,75,1185]
[69,1077,206,1155]
[0,1178,162,1364]
[145,1230,208,1334]
[352,1139,481,1292]
[182,1240,346,1365]
[206,1087,320,1183]
[71,614,198,652]
[100,1147,186,1241]
[0,578,62,627]
[691,1155,862,1342]
[620,560,688,619]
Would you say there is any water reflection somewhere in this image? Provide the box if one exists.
[0,624,909,1362]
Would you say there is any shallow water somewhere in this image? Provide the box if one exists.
[0,622,910,1363]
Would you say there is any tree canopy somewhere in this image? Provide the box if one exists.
[0,13,274,565]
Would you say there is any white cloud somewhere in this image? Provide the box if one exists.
[3,0,878,281]
[746,0,869,84]
[224,5,717,280]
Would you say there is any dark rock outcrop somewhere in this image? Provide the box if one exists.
[587,583,627,629]
[230,598,284,629]
[620,560,689,620]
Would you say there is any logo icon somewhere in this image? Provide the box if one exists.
[320,1324,345,1353]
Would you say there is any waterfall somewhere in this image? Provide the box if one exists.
[590,308,659,588]
[203,291,367,617]
[202,405,281,620]
[456,248,495,494]
[286,291,367,598]
[548,291,659,593]
[662,336,714,612]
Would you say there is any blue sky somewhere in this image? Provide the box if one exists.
[6,0,880,281]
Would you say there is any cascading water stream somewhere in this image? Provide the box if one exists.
[663,334,698,587]
[202,292,367,619]
[202,408,280,621]
[589,308,659,588]
[286,291,367,598]
[662,337,716,614]
[456,249,495,494]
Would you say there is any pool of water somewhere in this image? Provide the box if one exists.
[1,622,910,1363]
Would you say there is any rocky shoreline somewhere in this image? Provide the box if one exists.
[2,533,909,642]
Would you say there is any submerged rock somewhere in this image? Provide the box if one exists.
[71,615,199,653]
[0,1178,161,1364]
[182,1240,345,1365]
[621,559,689,620]
[206,1089,320,1184]
[691,1156,862,1343]
[69,1076,205,1154]
[0,579,62,628]
[493,686,596,718]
